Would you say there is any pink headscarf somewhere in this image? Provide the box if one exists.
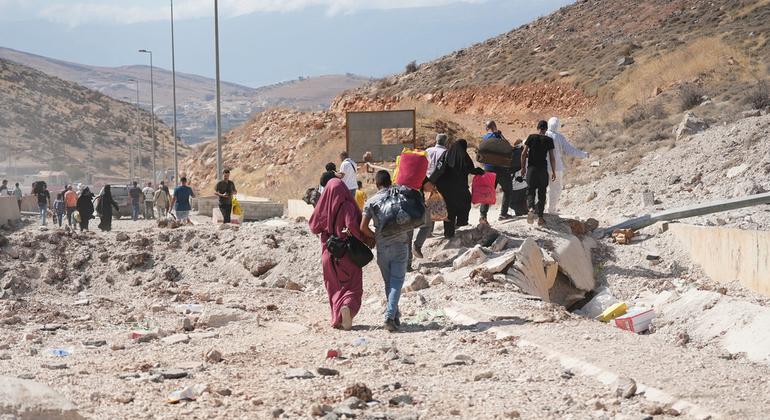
[309,178,358,237]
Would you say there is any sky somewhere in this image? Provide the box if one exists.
[0,0,574,87]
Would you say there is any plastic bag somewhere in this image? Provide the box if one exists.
[471,173,497,205]
[424,191,448,222]
[230,213,241,225]
[73,210,81,223]
[394,149,428,190]
[378,186,426,238]
[212,207,224,224]
[231,197,243,216]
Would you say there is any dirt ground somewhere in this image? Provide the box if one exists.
[1,211,769,419]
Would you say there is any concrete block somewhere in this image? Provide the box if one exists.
[0,376,83,419]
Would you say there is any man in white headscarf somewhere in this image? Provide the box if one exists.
[545,117,589,214]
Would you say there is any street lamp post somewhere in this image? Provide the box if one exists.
[128,79,141,182]
[170,0,179,186]
[214,0,223,182]
[138,49,157,185]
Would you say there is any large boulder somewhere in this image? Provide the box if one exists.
[673,112,709,141]
[0,376,83,419]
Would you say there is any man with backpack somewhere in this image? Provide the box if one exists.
[34,182,50,226]
[478,121,514,223]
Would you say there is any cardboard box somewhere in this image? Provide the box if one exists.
[614,308,656,333]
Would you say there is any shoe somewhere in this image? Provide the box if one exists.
[384,318,399,332]
[527,210,535,225]
[406,265,414,273]
[413,247,424,259]
[341,306,353,331]
[498,214,513,221]
[479,217,488,225]
[394,317,401,327]
[538,217,546,226]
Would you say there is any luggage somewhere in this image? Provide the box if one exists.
[378,186,426,238]
[326,204,374,268]
[394,148,428,190]
[510,188,528,215]
[471,173,497,205]
[424,191,448,222]
[231,197,243,216]
[477,133,514,168]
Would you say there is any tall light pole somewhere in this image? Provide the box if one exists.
[138,49,157,185]
[128,79,141,181]
[123,95,134,181]
[214,0,223,182]
[170,0,179,186]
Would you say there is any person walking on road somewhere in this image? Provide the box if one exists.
[97,185,120,232]
[153,183,170,219]
[479,121,514,223]
[64,186,78,227]
[35,183,50,226]
[309,178,367,331]
[521,120,557,226]
[53,193,65,227]
[214,169,237,224]
[428,139,484,238]
[0,180,7,195]
[76,187,95,231]
[170,177,194,224]
[361,170,410,332]
[142,182,155,220]
[128,181,142,221]
[13,183,22,211]
[338,151,358,197]
[545,117,589,214]
[413,133,449,258]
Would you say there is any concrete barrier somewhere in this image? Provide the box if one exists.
[197,196,283,222]
[670,223,770,297]
[0,196,21,225]
[287,199,314,219]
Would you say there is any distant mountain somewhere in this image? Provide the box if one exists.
[0,57,184,180]
[0,47,370,144]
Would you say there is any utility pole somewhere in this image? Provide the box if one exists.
[214,0,223,182]
[139,49,157,185]
[170,0,179,186]
[131,79,141,182]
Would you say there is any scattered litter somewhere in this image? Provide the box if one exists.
[612,229,635,245]
[614,308,656,333]
[597,302,627,322]
[326,349,340,359]
[352,337,368,346]
[174,303,204,314]
[49,348,71,357]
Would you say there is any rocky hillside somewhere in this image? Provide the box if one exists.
[0,58,182,179]
[185,0,770,202]
[0,46,369,144]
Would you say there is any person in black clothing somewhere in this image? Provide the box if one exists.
[320,162,337,190]
[215,169,237,224]
[97,185,120,232]
[521,120,556,226]
[428,139,485,238]
[76,187,95,231]
[479,121,514,223]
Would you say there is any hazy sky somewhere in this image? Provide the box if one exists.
[0,0,573,87]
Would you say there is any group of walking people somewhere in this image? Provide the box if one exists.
[309,117,588,333]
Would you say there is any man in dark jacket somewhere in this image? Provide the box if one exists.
[521,120,557,226]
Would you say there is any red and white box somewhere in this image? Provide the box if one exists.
[614,308,656,333]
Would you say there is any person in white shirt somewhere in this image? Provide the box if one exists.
[412,133,448,259]
[338,151,358,197]
[142,182,156,219]
[426,134,448,177]
[545,117,589,214]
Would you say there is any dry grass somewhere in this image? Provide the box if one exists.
[611,37,756,109]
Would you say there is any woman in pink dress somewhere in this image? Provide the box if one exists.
[309,178,368,330]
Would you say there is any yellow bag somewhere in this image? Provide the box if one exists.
[231,197,243,216]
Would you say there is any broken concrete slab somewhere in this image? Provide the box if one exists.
[0,376,83,419]
[481,250,517,274]
[197,308,246,328]
[452,245,488,270]
[506,238,555,302]
[550,233,596,292]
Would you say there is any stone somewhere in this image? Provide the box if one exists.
[285,280,303,291]
[115,232,129,242]
[674,112,709,141]
[285,368,315,379]
[310,403,333,417]
[271,408,285,418]
[115,393,134,404]
[0,376,82,419]
[473,371,494,381]
[479,250,517,274]
[742,109,762,118]
[163,266,181,282]
[83,340,107,348]
[405,274,429,292]
[452,245,487,270]
[161,334,190,345]
[584,218,600,232]
[617,56,634,66]
[614,377,637,399]
[41,363,68,370]
[490,235,509,252]
[389,394,413,406]
[343,383,372,401]
[177,317,194,332]
[316,367,339,376]
[430,275,445,286]
[160,369,188,379]
[205,349,223,363]
[339,396,366,409]
[197,308,245,328]
[243,257,277,277]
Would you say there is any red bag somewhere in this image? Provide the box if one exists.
[395,151,428,190]
[471,173,497,205]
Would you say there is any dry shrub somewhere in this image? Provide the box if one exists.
[622,102,666,127]
[405,61,418,74]
[679,83,706,111]
[747,80,770,110]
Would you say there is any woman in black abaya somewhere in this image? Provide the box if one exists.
[97,185,120,232]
